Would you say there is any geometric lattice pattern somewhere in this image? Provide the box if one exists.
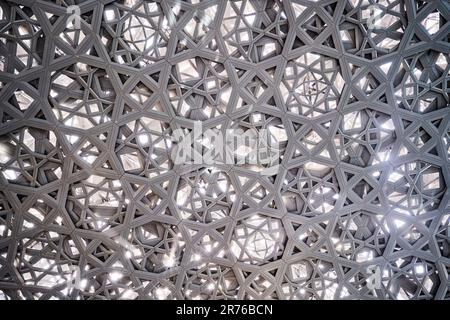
[0,0,450,300]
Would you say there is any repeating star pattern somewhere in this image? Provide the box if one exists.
[0,0,450,300]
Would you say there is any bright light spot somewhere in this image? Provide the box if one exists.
[104,9,115,22]
[79,279,88,290]
[155,287,171,300]
[162,254,176,267]
[109,271,123,282]
[3,169,18,180]
[381,119,395,130]
[356,250,374,263]
[138,134,149,145]
[394,219,405,228]
[415,264,425,275]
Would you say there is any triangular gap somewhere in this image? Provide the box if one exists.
[379,61,392,75]
[352,178,373,199]
[419,242,431,253]
[214,225,226,234]
[244,75,268,100]
[268,24,279,36]
[264,66,276,81]
[236,174,249,187]
[402,119,413,130]
[291,3,307,19]
[202,35,221,55]
[156,177,171,192]
[75,236,95,250]
[322,34,335,47]
[342,196,353,207]
[356,71,381,94]
[175,37,190,54]
[410,33,422,45]
[413,1,428,12]
[96,130,108,142]
[101,159,114,170]
[318,119,333,132]
[393,242,402,252]
[145,98,167,115]
[318,219,329,229]
[290,221,301,232]
[43,10,60,27]
[403,56,414,69]
[324,2,338,16]
[156,206,172,216]
[83,45,99,58]
[370,196,381,206]
[266,199,277,209]
[291,35,305,50]
[59,24,88,50]
[396,142,409,157]
[265,171,279,184]
[148,71,161,83]
[53,43,72,60]
[133,207,148,217]
[258,94,278,112]
[371,169,383,182]
[167,3,187,22]
[185,225,198,237]
[291,244,302,255]
[27,78,40,91]
[289,118,303,133]
[0,108,15,124]
[239,200,250,211]
[129,81,153,105]
[345,7,360,21]
[126,179,147,196]
[427,147,438,156]
[292,147,302,159]
[423,218,433,228]
[0,270,15,283]
[301,12,327,40]
[34,109,48,121]
[318,146,331,159]
[122,103,137,115]
[115,71,131,87]
[347,62,360,77]
[344,171,355,181]
[346,90,360,104]
[377,93,387,103]
[182,4,218,44]
[47,190,59,202]
[434,82,443,90]
[234,66,248,81]
[71,162,83,174]
[91,244,115,264]
[49,212,69,228]
[321,240,332,254]
[430,118,442,129]
[267,267,278,277]
[14,192,28,204]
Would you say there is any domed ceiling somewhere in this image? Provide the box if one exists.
[0,0,449,300]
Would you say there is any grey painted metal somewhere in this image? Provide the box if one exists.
[0,0,449,300]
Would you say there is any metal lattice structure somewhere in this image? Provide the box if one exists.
[0,0,450,300]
